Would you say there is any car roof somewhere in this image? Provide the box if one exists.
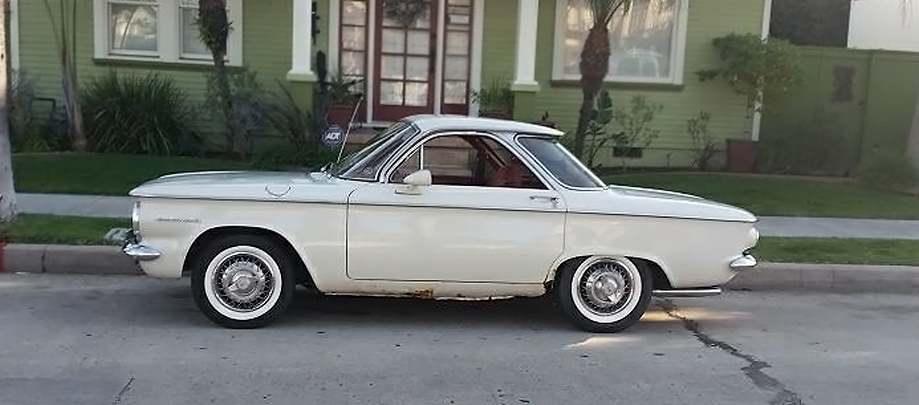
[403,114,565,138]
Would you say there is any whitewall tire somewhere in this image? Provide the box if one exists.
[191,235,296,329]
[556,256,652,333]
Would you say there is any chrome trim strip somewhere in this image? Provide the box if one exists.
[129,195,752,222]
[652,288,722,298]
[127,194,347,205]
[730,254,758,270]
[123,244,162,261]
[348,201,565,214]
[568,210,758,224]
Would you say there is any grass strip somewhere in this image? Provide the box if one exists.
[0,214,130,245]
[607,172,919,219]
[14,153,250,196]
[753,237,919,266]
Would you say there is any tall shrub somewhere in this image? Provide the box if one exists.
[82,71,199,155]
[697,33,801,138]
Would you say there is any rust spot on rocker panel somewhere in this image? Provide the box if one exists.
[409,289,435,299]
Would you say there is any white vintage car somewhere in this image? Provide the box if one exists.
[123,115,759,333]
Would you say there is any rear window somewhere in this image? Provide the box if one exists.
[518,137,605,189]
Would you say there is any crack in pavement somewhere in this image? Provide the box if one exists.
[112,375,135,405]
[657,299,804,405]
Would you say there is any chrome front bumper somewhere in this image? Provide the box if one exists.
[121,230,161,262]
[123,243,162,261]
[730,253,757,271]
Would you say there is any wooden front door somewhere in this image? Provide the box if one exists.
[373,0,438,122]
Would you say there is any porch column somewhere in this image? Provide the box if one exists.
[511,0,540,92]
[287,0,317,82]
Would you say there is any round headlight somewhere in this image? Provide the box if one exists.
[132,200,141,234]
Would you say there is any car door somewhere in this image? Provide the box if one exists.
[345,132,566,284]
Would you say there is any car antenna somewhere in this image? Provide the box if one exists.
[336,79,365,164]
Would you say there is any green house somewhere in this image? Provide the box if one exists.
[11,0,772,168]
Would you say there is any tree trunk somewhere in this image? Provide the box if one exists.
[198,0,238,156]
[906,82,919,174]
[62,60,86,152]
[0,0,18,222]
[573,26,611,159]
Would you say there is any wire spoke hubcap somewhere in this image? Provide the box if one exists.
[213,253,274,312]
[578,260,633,315]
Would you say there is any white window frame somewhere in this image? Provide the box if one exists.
[551,0,689,85]
[93,0,244,66]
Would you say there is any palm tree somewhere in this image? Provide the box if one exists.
[196,0,241,156]
[571,0,631,159]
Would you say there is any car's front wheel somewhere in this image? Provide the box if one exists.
[556,256,652,333]
[190,235,296,329]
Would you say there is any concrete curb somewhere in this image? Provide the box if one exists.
[2,244,142,275]
[2,244,919,294]
[726,263,919,294]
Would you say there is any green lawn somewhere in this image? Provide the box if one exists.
[14,153,250,196]
[607,172,919,219]
[753,237,919,266]
[0,214,130,245]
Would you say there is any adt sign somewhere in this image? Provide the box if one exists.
[321,125,345,148]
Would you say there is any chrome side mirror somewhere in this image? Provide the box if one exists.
[396,169,432,195]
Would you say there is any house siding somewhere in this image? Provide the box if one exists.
[480,0,516,86]
[529,0,766,168]
[17,0,765,168]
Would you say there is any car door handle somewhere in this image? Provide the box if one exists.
[529,195,559,203]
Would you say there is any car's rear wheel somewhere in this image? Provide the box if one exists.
[556,256,652,333]
[190,235,295,329]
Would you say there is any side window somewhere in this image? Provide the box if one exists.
[390,135,547,189]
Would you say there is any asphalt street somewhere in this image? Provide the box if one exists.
[0,273,916,405]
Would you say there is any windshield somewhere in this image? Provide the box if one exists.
[328,121,418,180]
[517,136,606,189]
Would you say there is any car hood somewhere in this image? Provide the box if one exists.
[598,185,758,223]
[128,170,355,203]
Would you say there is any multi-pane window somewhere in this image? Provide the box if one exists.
[108,0,159,55]
[442,0,473,112]
[553,0,686,83]
[340,0,368,88]
[96,0,242,65]
[179,0,211,58]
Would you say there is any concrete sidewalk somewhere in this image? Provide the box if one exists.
[18,193,133,218]
[15,192,919,239]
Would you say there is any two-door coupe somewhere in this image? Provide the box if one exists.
[122,115,759,332]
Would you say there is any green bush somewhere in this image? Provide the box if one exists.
[857,151,919,193]
[204,66,269,156]
[251,143,340,171]
[82,71,200,155]
[757,108,854,176]
[264,80,323,148]
[8,70,66,152]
